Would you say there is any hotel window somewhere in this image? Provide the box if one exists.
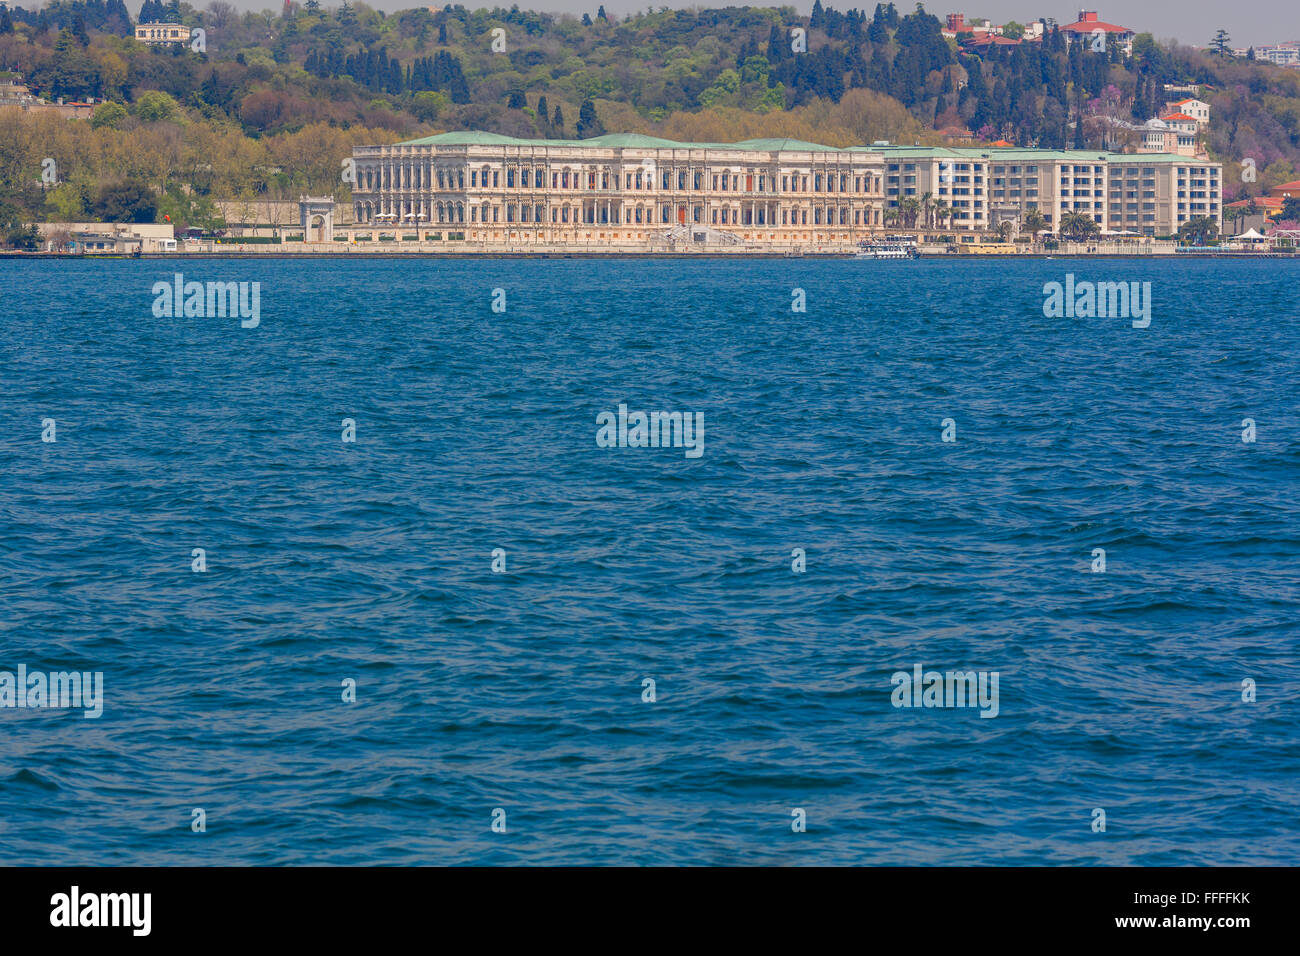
[661,205,670,223]
[695,172,703,189]
[662,171,670,189]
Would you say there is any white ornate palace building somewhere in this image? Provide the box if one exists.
[349,132,1222,245]
[350,131,887,245]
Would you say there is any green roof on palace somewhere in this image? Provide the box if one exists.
[393,132,1212,164]
[396,130,849,151]
[873,145,1208,163]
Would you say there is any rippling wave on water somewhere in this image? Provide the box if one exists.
[1,257,1297,865]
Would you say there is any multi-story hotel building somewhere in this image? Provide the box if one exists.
[881,146,1221,235]
[350,131,887,246]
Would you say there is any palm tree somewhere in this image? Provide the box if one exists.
[920,191,933,229]
[997,220,1015,242]
[1228,205,1243,234]
[932,199,951,231]
[1177,216,1219,245]
[1243,198,1260,231]
[1060,211,1100,240]
[883,206,901,228]
[1023,207,1048,236]
[900,197,921,229]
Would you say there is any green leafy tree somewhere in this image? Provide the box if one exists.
[91,101,129,129]
[93,180,157,223]
[411,90,449,122]
[157,185,225,233]
[44,182,88,221]
[5,223,40,250]
[135,90,181,123]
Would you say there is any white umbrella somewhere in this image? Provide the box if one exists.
[1232,228,1265,240]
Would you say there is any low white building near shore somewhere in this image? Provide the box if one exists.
[37,222,176,254]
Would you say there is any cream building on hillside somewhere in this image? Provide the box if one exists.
[135,22,192,45]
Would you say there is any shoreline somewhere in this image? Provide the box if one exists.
[5,254,1294,261]
[3,250,1295,260]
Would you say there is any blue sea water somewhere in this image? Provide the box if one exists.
[0,256,1296,866]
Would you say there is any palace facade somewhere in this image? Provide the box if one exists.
[350,131,887,246]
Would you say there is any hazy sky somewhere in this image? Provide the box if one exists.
[158,1,1287,48]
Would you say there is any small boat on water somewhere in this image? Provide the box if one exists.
[855,236,919,259]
